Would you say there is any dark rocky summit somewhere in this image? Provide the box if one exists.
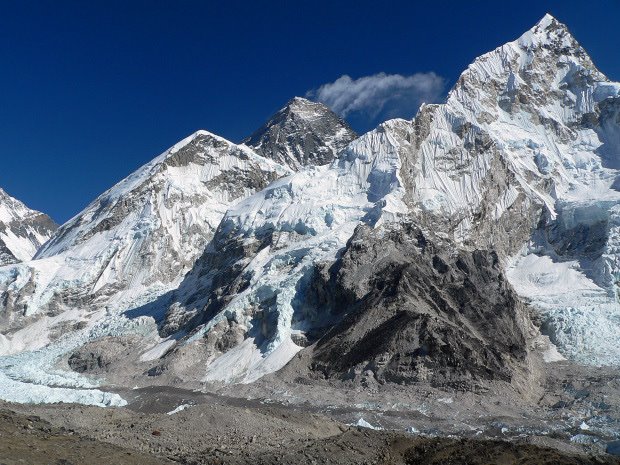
[243,97,357,170]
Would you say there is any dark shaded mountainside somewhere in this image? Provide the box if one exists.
[299,224,538,390]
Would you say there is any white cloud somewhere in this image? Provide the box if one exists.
[308,72,445,122]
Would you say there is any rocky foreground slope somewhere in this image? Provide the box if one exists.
[2,402,618,465]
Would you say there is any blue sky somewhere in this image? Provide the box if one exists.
[1,0,619,223]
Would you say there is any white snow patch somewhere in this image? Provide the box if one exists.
[0,371,126,407]
[543,343,566,363]
[351,418,383,430]
[166,403,191,415]
[437,397,454,404]
[140,339,176,362]
[203,337,302,384]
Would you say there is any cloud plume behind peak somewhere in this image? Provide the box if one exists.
[308,72,446,127]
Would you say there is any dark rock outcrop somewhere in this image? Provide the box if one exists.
[301,223,539,390]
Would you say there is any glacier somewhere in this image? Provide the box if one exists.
[159,119,409,383]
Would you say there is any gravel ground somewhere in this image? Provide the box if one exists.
[0,404,617,465]
[0,360,619,464]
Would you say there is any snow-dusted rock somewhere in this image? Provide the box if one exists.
[0,188,56,266]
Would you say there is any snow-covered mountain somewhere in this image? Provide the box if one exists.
[0,14,619,406]
[0,103,359,404]
[0,188,56,266]
[0,131,290,354]
[243,97,357,170]
[395,13,620,366]
[151,13,620,384]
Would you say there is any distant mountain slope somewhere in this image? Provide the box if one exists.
[0,188,57,265]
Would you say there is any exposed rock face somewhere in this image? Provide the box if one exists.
[243,97,357,170]
[0,188,57,266]
[304,223,539,390]
[67,336,143,374]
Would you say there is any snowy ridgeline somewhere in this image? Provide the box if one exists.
[0,14,620,406]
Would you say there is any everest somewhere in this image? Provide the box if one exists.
[0,14,619,411]
[243,97,357,169]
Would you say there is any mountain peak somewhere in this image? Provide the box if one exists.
[284,96,328,112]
[449,11,604,107]
[517,13,580,48]
[535,13,557,29]
[288,96,314,105]
[530,13,576,38]
[243,97,357,170]
[37,129,290,259]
